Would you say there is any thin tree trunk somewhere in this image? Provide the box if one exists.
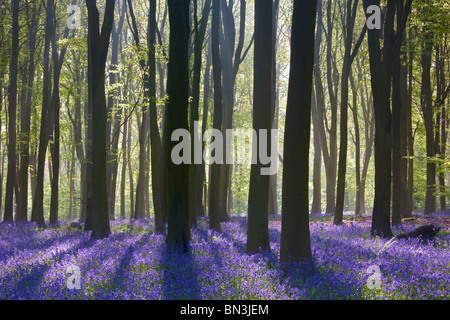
[421,30,435,215]
[189,0,211,227]
[208,0,223,232]
[148,0,164,233]
[311,88,322,214]
[18,0,40,222]
[324,0,338,216]
[128,113,134,219]
[3,0,20,223]
[350,69,362,217]
[31,0,54,227]
[334,0,365,225]
[120,115,128,219]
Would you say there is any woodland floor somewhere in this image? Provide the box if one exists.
[0,212,449,300]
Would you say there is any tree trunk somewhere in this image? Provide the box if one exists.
[268,0,280,217]
[334,0,365,225]
[106,1,125,221]
[120,115,128,219]
[324,0,338,216]
[85,0,116,239]
[31,0,54,227]
[208,0,223,232]
[350,70,362,217]
[363,0,395,238]
[311,88,322,214]
[127,0,149,221]
[49,13,64,225]
[3,0,20,223]
[68,144,76,220]
[128,113,134,219]
[312,0,327,215]
[148,0,164,233]
[189,0,211,227]
[165,0,191,251]
[18,0,40,222]
[391,0,410,225]
[280,0,316,266]
[247,0,273,254]
[421,30,435,215]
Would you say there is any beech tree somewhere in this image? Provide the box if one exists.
[85,0,116,239]
[246,0,273,254]
[165,0,191,251]
[280,0,317,265]
[3,0,19,223]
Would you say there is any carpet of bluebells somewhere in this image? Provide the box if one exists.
[0,213,449,300]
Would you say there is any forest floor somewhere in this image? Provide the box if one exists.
[0,212,449,300]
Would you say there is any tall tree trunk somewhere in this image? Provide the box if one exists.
[280,0,316,266]
[208,0,223,232]
[148,0,164,233]
[436,44,447,211]
[324,0,338,216]
[18,0,40,222]
[349,69,362,217]
[106,0,125,221]
[127,0,149,220]
[407,29,414,214]
[165,0,191,251]
[85,0,116,239]
[247,0,273,254]
[201,34,212,217]
[128,113,134,219]
[49,11,63,225]
[269,0,280,217]
[421,30,435,215]
[189,0,211,227]
[218,0,250,222]
[312,0,328,214]
[3,0,20,223]
[334,0,365,225]
[391,0,411,225]
[31,0,54,227]
[68,144,76,220]
[311,88,322,214]
[363,0,396,238]
[120,115,128,219]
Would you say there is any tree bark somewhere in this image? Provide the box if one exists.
[324,0,338,216]
[421,30,435,215]
[85,0,116,239]
[208,0,223,232]
[363,0,395,238]
[280,0,316,266]
[165,0,191,251]
[31,0,53,227]
[247,0,273,254]
[391,0,412,225]
[148,0,164,233]
[3,0,19,223]
[17,0,40,222]
[189,0,211,227]
[334,0,365,225]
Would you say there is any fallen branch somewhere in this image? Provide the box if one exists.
[395,224,441,243]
